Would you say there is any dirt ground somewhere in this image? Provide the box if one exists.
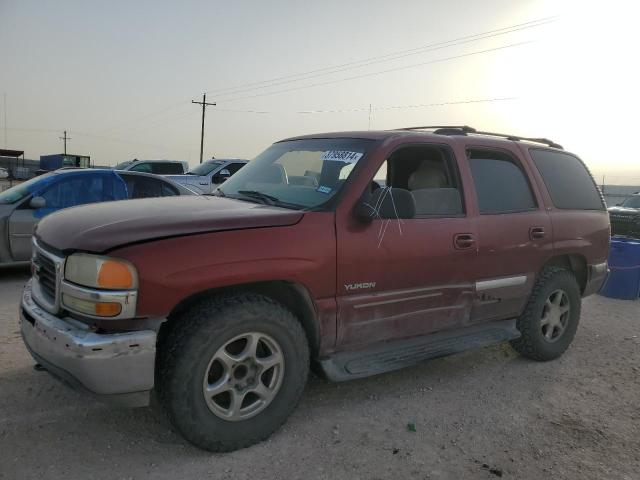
[1,265,639,480]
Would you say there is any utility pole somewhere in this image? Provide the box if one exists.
[3,93,7,148]
[368,103,372,130]
[192,94,216,164]
[59,130,71,155]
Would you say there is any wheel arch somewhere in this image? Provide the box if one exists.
[161,280,321,356]
[541,254,588,293]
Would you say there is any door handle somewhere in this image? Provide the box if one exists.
[529,226,546,240]
[454,233,476,250]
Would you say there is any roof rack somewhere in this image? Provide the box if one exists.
[395,125,563,150]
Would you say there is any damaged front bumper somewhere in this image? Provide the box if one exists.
[19,280,155,407]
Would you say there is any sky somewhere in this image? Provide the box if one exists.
[1,0,639,184]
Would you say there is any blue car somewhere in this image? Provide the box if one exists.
[0,169,194,264]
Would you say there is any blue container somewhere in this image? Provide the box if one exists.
[599,236,640,300]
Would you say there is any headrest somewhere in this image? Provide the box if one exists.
[408,160,447,190]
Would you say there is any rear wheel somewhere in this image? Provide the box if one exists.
[510,267,581,361]
[157,294,309,452]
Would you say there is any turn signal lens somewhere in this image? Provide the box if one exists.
[94,302,122,317]
[62,295,122,317]
[98,260,135,289]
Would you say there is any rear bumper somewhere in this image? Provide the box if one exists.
[583,261,609,297]
[20,280,155,407]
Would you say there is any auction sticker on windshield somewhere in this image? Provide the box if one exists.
[320,150,364,163]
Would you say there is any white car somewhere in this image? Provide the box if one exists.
[0,167,9,179]
[165,159,248,194]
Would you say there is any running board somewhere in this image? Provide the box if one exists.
[319,319,520,382]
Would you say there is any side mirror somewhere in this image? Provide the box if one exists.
[29,196,46,209]
[355,188,415,223]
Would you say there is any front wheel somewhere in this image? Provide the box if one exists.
[510,267,581,361]
[157,294,309,452]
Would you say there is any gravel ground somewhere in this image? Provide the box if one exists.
[1,265,639,480]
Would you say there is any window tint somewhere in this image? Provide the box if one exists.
[153,162,184,174]
[161,182,179,196]
[225,162,245,175]
[468,150,536,214]
[130,163,152,173]
[530,149,604,210]
[40,174,120,210]
[122,175,169,199]
[381,146,464,217]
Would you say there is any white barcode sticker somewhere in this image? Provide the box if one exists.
[320,150,364,163]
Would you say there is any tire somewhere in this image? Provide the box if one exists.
[510,267,581,361]
[157,293,309,452]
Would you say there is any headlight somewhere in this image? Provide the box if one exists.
[65,253,138,290]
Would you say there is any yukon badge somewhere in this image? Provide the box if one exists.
[344,282,376,291]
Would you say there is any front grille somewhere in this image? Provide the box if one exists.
[609,214,640,238]
[34,250,58,302]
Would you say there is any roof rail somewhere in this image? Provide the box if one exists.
[397,125,476,133]
[394,125,563,149]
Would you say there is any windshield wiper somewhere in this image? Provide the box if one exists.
[236,190,280,205]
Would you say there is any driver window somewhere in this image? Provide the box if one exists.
[41,176,104,210]
[379,146,464,217]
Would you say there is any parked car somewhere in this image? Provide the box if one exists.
[20,127,609,452]
[0,167,9,179]
[0,169,194,264]
[608,193,640,238]
[114,159,189,175]
[165,158,248,194]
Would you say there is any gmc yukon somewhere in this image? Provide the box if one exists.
[20,126,609,451]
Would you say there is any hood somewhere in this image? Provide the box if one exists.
[35,195,304,253]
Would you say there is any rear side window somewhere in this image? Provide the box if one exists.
[129,162,152,173]
[529,149,604,210]
[468,149,537,214]
[153,163,184,174]
[225,162,245,175]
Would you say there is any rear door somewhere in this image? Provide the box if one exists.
[463,143,554,322]
[336,142,478,348]
[120,173,180,198]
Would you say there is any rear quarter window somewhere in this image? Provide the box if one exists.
[153,163,185,174]
[529,149,604,210]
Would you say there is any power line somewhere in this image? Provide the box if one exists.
[219,41,532,104]
[296,97,517,114]
[205,16,555,98]
[4,127,189,153]
[94,16,555,134]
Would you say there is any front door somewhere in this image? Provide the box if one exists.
[8,207,38,261]
[336,143,478,349]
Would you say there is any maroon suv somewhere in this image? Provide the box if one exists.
[20,126,609,451]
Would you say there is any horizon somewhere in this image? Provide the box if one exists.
[1,0,638,183]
